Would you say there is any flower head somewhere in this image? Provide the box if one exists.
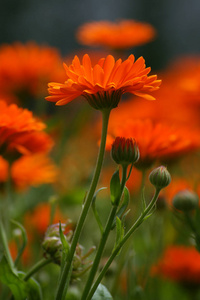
[152,246,200,285]
[0,42,65,98]
[46,54,161,110]
[111,137,139,166]
[12,154,58,190]
[149,166,171,190]
[172,190,199,212]
[107,119,200,168]
[0,100,53,159]
[76,20,156,49]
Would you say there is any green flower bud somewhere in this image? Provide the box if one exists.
[149,166,171,190]
[42,223,69,265]
[111,137,140,166]
[172,190,199,212]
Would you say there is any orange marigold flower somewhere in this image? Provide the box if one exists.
[0,42,65,97]
[12,154,58,190]
[152,246,200,285]
[106,119,200,168]
[46,54,161,109]
[76,20,156,49]
[0,100,53,158]
[24,202,66,235]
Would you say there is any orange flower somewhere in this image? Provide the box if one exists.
[0,155,8,182]
[24,202,66,235]
[152,246,200,285]
[0,154,57,190]
[0,100,53,157]
[0,42,65,97]
[106,119,200,167]
[12,154,58,189]
[76,20,156,49]
[46,54,161,109]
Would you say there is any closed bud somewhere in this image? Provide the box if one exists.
[172,190,199,212]
[111,137,140,166]
[149,166,171,190]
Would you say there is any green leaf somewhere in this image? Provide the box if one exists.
[92,187,107,235]
[110,170,121,205]
[0,256,42,300]
[59,222,70,272]
[18,272,43,300]
[92,284,113,300]
[116,186,130,219]
[111,187,130,229]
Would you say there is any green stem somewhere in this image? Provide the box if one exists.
[111,169,147,296]
[87,188,161,300]
[55,109,111,300]
[24,258,53,281]
[82,166,127,300]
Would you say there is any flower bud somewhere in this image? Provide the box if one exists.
[172,190,199,212]
[149,166,171,190]
[111,137,140,166]
[42,223,70,265]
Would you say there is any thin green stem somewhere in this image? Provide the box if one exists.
[0,220,14,270]
[82,166,127,300]
[55,109,111,300]
[111,169,147,296]
[87,188,161,300]
[24,258,53,281]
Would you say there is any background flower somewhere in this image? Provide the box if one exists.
[76,20,156,49]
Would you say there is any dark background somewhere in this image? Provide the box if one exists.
[0,0,199,70]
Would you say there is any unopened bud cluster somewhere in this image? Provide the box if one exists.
[111,137,140,166]
[149,166,171,190]
[42,223,94,279]
[42,223,72,265]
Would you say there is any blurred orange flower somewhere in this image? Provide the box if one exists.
[76,20,156,49]
[106,119,200,167]
[24,202,66,235]
[0,154,57,190]
[0,42,65,98]
[12,154,58,189]
[152,246,200,285]
[0,155,8,182]
[0,100,53,158]
[9,240,31,265]
[46,54,161,109]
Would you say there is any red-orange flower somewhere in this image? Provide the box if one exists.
[12,154,58,189]
[106,119,200,167]
[0,100,53,157]
[76,20,156,49]
[152,246,200,285]
[0,42,65,98]
[24,202,66,235]
[0,154,57,190]
[46,54,161,109]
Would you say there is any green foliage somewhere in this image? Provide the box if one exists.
[0,255,42,300]
[113,217,124,254]
[92,284,113,300]
[110,170,121,205]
